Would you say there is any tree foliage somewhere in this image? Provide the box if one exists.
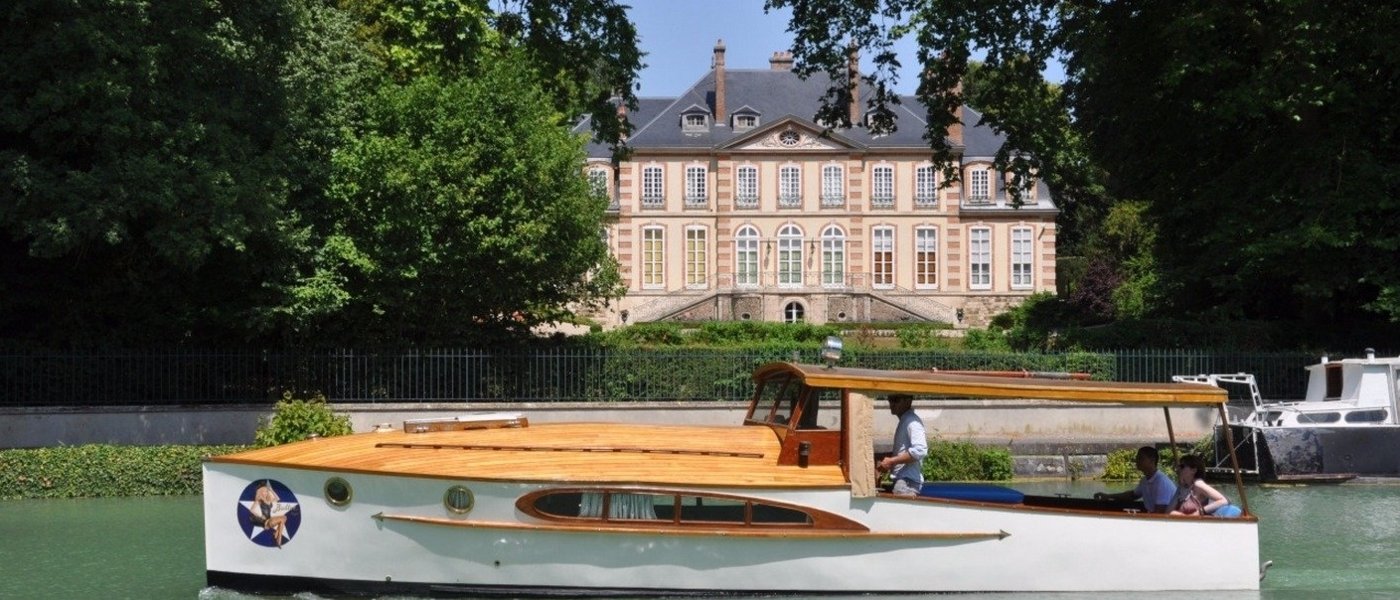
[0,0,300,344]
[0,0,638,346]
[776,0,1400,334]
[317,60,622,344]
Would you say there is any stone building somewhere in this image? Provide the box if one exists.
[577,43,1057,328]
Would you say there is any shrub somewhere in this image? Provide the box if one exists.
[253,392,354,447]
[921,439,1013,481]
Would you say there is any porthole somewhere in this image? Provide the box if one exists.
[739,313,752,320]
[444,485,475,514]
[324,477,353,506]
[836,311,848,321]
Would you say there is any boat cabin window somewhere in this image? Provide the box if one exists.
[1345,409,1388,423]
[525,490,813,527]
[1325,365,1343,400]
[1297,412,1341,424]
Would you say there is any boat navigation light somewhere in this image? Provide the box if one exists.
[820,335,843,368]
[1366,348,1376,361]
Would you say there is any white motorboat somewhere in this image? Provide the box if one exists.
[1176,348,1400,481]
[205,346,1262,596]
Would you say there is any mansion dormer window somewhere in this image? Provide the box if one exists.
[734,114,758,130]
[682,113,709,132]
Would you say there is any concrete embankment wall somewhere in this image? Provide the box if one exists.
[0,400,1217,478]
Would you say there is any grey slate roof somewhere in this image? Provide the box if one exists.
[577,67,1012,160]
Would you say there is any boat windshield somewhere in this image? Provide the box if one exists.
[747,372,802,426]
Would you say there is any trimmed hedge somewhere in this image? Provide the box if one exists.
[0,444,245,500]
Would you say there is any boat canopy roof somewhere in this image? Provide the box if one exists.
[757,363,1228,407]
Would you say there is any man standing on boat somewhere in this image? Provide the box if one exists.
[1094,446,1177,513]
[877,394,928,496]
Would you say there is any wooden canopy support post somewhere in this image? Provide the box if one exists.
[1162,407,1178,458]
[1217,403,1250,515]
[847,391,876,498]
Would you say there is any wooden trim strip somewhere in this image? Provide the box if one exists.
[373,513,1009,540]
[374,443,765,459]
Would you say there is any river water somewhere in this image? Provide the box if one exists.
[4,481,1399,599]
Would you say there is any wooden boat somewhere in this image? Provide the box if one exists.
[204,360,1262,596]
[1177,348,1400,481]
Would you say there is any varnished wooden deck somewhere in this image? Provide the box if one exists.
[210,423,849,488]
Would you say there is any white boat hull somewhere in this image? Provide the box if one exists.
[205,464,1260,595]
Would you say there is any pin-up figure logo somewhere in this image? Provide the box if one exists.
[238,479,301,548]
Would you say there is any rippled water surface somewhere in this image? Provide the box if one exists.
[4,481,1399,599]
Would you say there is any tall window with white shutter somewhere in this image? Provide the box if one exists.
[642,226,664,289]
[1011,227,1033,289]
[872,226,894,289]
[915,227,938,288]
[969,227,992,290]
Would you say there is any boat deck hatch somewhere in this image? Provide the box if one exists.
[403,413,529,433]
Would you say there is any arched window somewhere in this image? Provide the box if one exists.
[784,301,806,323]
[820,225,845,287]
[777,225,803,286]
[735,226,760,287]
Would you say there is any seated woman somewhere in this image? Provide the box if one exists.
[1169,454,1242,518]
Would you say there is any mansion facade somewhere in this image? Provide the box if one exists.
[578,43,1057,328]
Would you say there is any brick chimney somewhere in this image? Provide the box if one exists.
[847,46,860,125]
[769,51,794,71]
[948,78,964,147]
[712,39,726,123]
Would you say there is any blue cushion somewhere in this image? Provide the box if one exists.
[918,482,1025,504]
[1212,504,1243,518]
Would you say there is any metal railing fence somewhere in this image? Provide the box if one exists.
[0,347,1325,407]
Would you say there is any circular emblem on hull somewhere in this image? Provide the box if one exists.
[238,479,302,548]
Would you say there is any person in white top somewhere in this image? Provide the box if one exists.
[1094,446,1177,513]
[876,394,928,496]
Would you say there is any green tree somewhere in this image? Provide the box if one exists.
[0,0,299,344]
[775,0,1400,334]
[314,54,622,344]
[345,0,642,155]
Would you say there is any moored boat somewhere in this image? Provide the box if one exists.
[1177,348,1400,481]
[205,351,1262,596]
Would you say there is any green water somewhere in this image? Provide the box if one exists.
[4,482,1399,599]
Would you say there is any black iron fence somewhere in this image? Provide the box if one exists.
[0,347,1324,407]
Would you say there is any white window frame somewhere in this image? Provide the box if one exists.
[915,226,938,289]
[969,169,990,204]
[682,113,708,131]
[915,165,937,206]
[969,227,992,290]
[872,226,894,289]
[1011,227,1034,290]
[642,226,665,289]
[641,165,664,208]
[779,165,801,207]
[821,225,846,288]
[734,114,758,129]
[735,165,758,208]
[684,165,707,206]
[777,224,804,287]
[685,227,708,288]
[821,164,844,207]
[871,165,894,207]
[735,226,759,287]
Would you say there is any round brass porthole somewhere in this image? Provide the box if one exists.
[324,477,353,506]
[444,485,475,514]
